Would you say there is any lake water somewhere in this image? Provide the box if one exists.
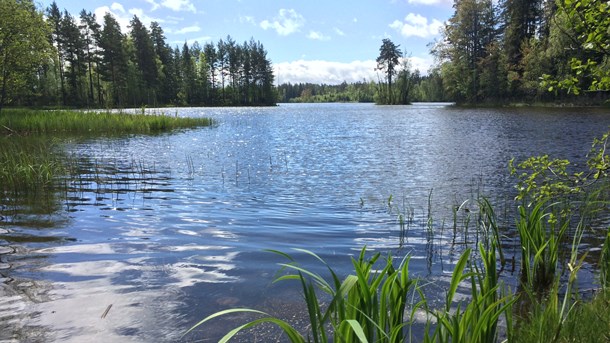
[1,103,610,342]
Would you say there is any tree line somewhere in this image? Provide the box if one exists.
[434,0,609,104]
[281,0,608,106]
[0,0,276,110]
[278,70,449,104]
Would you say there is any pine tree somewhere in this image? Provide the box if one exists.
[79,10,102,106]
[98,13,129,107]
[376,38,402,104]
[46,1,67,105]
[129,15,159,105]
[60,10,87,106]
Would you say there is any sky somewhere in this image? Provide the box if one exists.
[39,0,455,85]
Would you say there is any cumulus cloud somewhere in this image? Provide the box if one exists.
[111,2,125,13]
[274,60,376,85]
[161,0,196,13]
[274,58,435,85]
[94,6,130,31]
[334,28,345,36]
[408,56,435,73]
[389,13,444,38]
[307,31,330,41]
[407,0,453,6]
[260,9,305,36]
[174,25,201,34]
[94,4,164,33]
[143,0,160,11]
[143,0,196,13]
[239,15,256,25]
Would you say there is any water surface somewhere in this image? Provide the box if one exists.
[1,103,609,342]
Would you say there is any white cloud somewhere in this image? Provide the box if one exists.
[144,0,160,11]
[110,2,125,13]
[174,25,201,34]
[94,6,130,32]
[408,56,434,73]
[407,0,453,6]
[334,28,345,36]
[389,13,444,38]
[260,9,305,36]
[274,57,435,85]
[307,31,330,41]
[94,4,164,33]
[172,36,212,46]
[239,15,256,25]
[274,60,377,85]
[165,15,183,25]
[161,0,196,13]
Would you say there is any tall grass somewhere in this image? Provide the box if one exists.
[601,227,610,290]
[0,108,213,134]
[186,242,516,343]
[185,247,425,342]
[0,108,213,196]
[428,244,515,343]
[516,201,569,294]
[0,137,66,194]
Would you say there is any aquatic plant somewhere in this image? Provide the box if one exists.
[600,227,610,291]
[0,137,66,194]
[516,201,569,294]
[185,247,425,342]
[186,244,517,343]
[0,108,213,135]
[427,244,515,343]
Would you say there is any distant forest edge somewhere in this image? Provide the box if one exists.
[1,0,276,110]
[279,0,609,106]
[1,0,608,110]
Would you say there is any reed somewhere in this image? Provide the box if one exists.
[186,245,516,343]
[516,200,569,294]
[185,247,425,342]
[428,244,515,343]
[513,219,591,343]
[0,108,213,135]
[0,137,66,195]
[601,227,610,290]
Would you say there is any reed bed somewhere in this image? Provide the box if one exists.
[0,108,213,197]
[0,138,66,194]
[0,108,213,135]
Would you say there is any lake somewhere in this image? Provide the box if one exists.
[1,103,610,342]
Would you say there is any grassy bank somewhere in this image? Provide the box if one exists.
[0,108,213,135]
[0,138,65,194]
[0,108,213,198]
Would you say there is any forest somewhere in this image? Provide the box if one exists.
[0,0,276,110]
[280,0,609,105]
[0,0,608,108]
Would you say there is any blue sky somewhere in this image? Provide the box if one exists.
[41,0,455,84]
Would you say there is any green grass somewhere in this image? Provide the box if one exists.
[0,108,213,134]
[0,137,66,194]
[514,290,610,343]
[516,201,569,294]
[185,241,515,343]
[185,247,425,343]
[0,108,213,196]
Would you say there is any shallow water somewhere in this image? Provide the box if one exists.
[1,103,610,342]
